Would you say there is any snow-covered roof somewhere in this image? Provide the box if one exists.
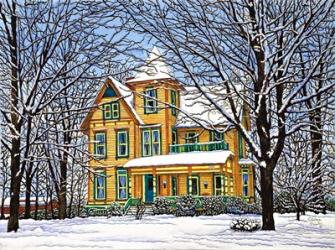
[127,47,173,83]
[108,77,144,125]
[238,158,256,166]
[124,150,233,168]
[175,85,243,128]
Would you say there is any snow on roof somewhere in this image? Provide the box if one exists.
[175,85,243,128]
[238,158,256,166]
[127,47,173,83]
[108,76,144,125]
[124,150,233,168]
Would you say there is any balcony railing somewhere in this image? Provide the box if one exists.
[169,140,229,154]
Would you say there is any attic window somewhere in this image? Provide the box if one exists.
[103,86,117,98]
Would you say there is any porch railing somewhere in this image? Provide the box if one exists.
[169,140,229,154]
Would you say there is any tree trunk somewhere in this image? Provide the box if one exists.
[260,167,275,230]
[296,205,300,221]
[24,175,32,219]
[1,197,5,219]
[58,157,68,219]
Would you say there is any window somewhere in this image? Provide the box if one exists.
[214,175,224,196]
[188,176,199,196]
[230,176,234,194]
[242,170,249,197]
[172,129,177,145]
[117,130,129,158]
[170,90,177,116]
[142,129,161,156]
[144,87,158,113]
[210,131,224,141]
[94,132,106,159]
[94,170,106,200]
[238,131,244,159]
[224,176,228,194]
[142,130,151,156]
[152,129,160,155]
[103,102,119,120]
[117,169,128,200]
[185,132,198,144]
[172,176,178,196]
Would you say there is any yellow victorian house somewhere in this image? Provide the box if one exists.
[81,47,255,209]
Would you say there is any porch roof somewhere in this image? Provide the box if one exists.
[124,150,233,168]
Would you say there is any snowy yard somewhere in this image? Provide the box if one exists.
[0,212,334,250]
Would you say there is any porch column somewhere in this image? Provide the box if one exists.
[153,175,157,198]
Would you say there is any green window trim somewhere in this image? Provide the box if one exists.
[224,176,228,195]
[214,175,224,196]
[94,170,106,200]
[188,175,200,196]
[94,132,107,159]
[142,128,161,157]
[172,128,178,145]
[144,87,158,114]
[103,101,120,120]
[116,169,128,200]
[210,131,225,142]
[238,130,244,159]
[242,169,249,197]
[116,130,129,158]
[170,90,177,116]
[185,131,199,144]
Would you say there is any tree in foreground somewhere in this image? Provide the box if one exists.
[120,0,335,230]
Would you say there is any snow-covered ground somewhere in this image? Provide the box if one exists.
[0,212,334,250]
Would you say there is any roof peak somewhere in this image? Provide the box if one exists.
[127,46,173,83]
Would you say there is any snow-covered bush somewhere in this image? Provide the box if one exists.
[175,195,196,217]
[201,196,225,215]
[230,218,261,232]
[325,196,335,212]
[225,197,261,214]
[107,202,123,217]
[152,197,173,215]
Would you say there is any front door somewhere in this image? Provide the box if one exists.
[144,174,154,203]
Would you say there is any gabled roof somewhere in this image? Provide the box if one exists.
[175,85,243,128]
[80,77,144,131]
[127,47,173,83]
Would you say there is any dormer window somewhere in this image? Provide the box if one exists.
[144,87,158,114]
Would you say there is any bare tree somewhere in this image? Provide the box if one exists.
[120,0,335,230]
[0,0,132,232]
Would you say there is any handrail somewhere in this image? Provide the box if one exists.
[169,140,229,153]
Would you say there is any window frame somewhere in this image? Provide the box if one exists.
[188,175,200,196]
[170,89,177,116]
[210,131,224,142]
[117,169,128,200]
[94,132,106,159]
[144,87,158,114]
[185,131,199,144]
[103,101,120,120]
[142,128,161,157]
[172,128,178,145]
[116,130,129,158]
[94,170,106,200]
[230,176,234,194]
[214,175,224,196]
[242,169,249,197]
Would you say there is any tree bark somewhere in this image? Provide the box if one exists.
[58,155,68,219]
[260,167,275,230]
[24,174,32,219]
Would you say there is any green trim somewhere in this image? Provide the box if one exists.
[238,130,244,159]
[144,87,158,114]
[242,169,249,197]
[102,101,120,120]
[188,175,200,196]
[116,168,128,200]
[94,170,106,200]
[210,131,225,142]
[141,128,161,157]
[170,89,177,116]
[94,132,107,159]
[116,129,129,159]
[214,174,224,196]
[185,131,199,144]
[142,129,151,157]
[172,128,178,145]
